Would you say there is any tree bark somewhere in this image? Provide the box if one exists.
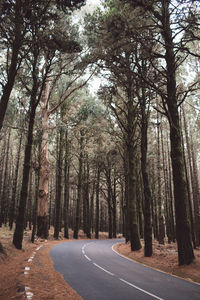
[54,128,64,239]
[140,89,152,256]
[0,130,11,226]
[63,130,70,239]
[37,81,50,239]
[9,133,22,230]
[127,99,141,251]
[31,139,41,243]
[95,165,100,239]
[191,140,200,246]
[73,129,84,239]
[13,100,37,249]
[161,2,194,264]
[112,176,117,238]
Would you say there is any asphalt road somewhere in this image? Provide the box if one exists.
[50,239,200,300]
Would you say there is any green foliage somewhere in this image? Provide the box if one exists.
[56,0,86,11]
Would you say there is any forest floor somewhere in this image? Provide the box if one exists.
[0,228,200,300]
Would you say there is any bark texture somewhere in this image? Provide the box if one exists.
[37,81,50,239]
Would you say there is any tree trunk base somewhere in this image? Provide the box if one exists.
[37,216,49,239]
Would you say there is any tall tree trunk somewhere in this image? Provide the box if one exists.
[136,175,144,239]
[73,129,84,239]
[140,89,152,257]
[0,138,7,227]
[37,81,50,239]
[9,132,22,230]
[166,134,176,242]
[90,174,95,234]
[191,140,200,246]
[31,138,41,243]
[127,99,141,251]
[13,100,37,249]
[162,2,194,265]
[106,162,113,239]
[157,114,165,244]
[83,164,87,234]
[27,167,33,230]
[123,153,129,243]
[63,130,70,239]
[85,160,91,238]
[0,130,11,226]
[54,128,64,239]
[95,165,100,239]
[181,106,196,247]
[182,106,200,247]
[112,175,117,238]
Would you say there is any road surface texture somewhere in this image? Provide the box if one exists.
[50,239,200,300]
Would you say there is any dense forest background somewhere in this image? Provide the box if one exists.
[0,0,199,266]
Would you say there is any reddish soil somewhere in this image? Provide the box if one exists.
[0,228,199,300]
[0,227,108,300]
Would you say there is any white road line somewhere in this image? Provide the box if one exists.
[93,263,114,276]
[112,243,136,263]
[84,254,91,261]
[112,242,200,287]
[119,278,164,300]
[26,291,34,299]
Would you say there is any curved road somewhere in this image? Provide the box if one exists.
[50,239,200,300]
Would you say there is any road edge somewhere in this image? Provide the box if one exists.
[112,242,200,287]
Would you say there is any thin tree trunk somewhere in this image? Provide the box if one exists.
[27,167,33,230]
[64,130,70,239]
[31,141,41,243]
[160,122,171,243]
[73,130,84,239]
[0,138,7,227]
[85,160,91,238]
[112,175,117,238]
[0,130,11,226]
[106,163,113,239]
[37,81,50,239]
[9,133,22,230]
[191,140,200,246]
[90,173,95,234]
[54,128,64,239]
[140,91,152,256]
[157,114,165,244]
[95,165,100,239]
[166,134,176,242]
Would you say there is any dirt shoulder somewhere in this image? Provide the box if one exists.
[0,227,109,300]
[114,239,200,285]
[0,227,84,300]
